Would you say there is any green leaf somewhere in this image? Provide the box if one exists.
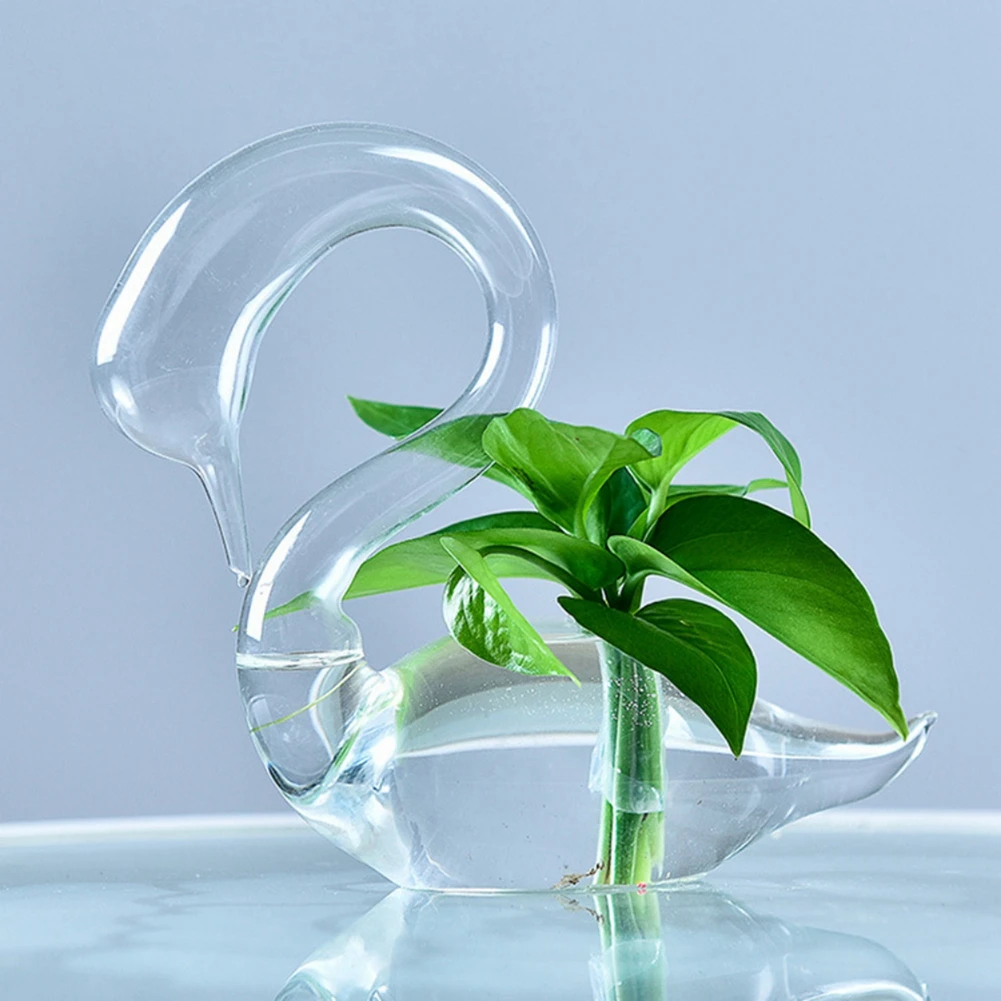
[260,590,320,624]
[626,478,787,536]
[577,437,655,540]
[719,411,810,528]
[610,495,906,737]
[263,514,561,618]
[442,537,578,681]
[665,478,786,501]
[348,397,442,438]
[609,535,717,599]
[603,467,650,540]
[482,409,652,539]
[345,512,623,599]
[558,597,757,755]
[347,397,526,495]
[626,411,737,492]
[626,409,810,528]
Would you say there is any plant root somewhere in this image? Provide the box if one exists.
[552,861,603,890]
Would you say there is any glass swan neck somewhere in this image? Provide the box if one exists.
[91,123,557,660]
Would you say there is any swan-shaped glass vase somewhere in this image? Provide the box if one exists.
[92,123,933,891]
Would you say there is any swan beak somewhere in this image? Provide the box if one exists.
[195,451,252,586]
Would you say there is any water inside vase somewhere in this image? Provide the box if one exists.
[238,629,933,891]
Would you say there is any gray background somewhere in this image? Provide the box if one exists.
[1,2,996,821]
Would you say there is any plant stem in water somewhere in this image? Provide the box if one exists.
[595,644,665,886]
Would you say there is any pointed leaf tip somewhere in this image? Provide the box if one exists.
[619,495,903,735]
[558,595,757,755]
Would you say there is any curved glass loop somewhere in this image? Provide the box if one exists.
[92,123,556,661]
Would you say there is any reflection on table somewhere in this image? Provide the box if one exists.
[278,886,927,1000]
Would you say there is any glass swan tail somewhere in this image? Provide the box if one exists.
[745,700,936,826]
[91,123,557,660]
[241,631,934,890]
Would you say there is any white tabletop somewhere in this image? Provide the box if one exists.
[1,809,997,999]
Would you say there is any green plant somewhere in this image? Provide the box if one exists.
[270,398,907,886]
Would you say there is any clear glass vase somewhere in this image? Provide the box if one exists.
[92,123,933,892]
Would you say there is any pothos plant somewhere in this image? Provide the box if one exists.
[271,398,907,887]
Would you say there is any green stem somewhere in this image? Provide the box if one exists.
[595,643,665,886]
[478,545,602,603]
[597,797,614,883]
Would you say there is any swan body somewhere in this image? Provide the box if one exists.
[93,124,931,891]
[241,627,932,890]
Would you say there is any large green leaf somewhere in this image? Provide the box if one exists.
[559,597,757,755]
[626,409,810,528]
[482,409,652,539]
[345,512,622,599]
[609,495,906,737]
[263,512,559,621]
[347,397,525,494]
[442,537,577,681]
